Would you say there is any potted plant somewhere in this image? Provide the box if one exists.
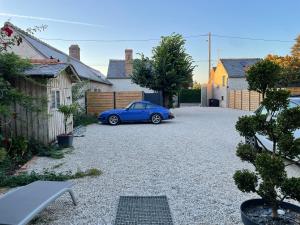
[234,60,300,225]
[57,103,78,148]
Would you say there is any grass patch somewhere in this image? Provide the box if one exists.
[74,113,98,127]
[0,168,102,188]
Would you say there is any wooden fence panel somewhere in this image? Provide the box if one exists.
[287,87,300,96]
[249,91,261,111]
[86,92,114,115]
[86,91,143,115]
[229,91,235,108]
[242,90,250,111]
[115,92,143,109]
[235,90,242,110]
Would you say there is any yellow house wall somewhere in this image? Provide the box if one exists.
[213,62,228,87]
[211,61,229,107]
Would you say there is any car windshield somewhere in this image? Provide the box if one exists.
[125,102,134,109]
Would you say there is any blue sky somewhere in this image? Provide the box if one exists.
[0,0,299,83]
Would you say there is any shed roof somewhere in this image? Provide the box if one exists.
[107,60,127,78]
[5,22,111,85]
[24,63,80,82]
[220,58,261,78]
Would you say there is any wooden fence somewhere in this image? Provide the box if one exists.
[228,90,262,111]
[86,91,144,115]
[228,87,300,111]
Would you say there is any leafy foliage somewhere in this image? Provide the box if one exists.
[291,35,300,59]
[236,143,257,163]
[0,168,102,188]
[71,80,89,102]
[58,103,78,134]
[233,170,258,193]
[74,113,98,127]
[132,34,195,107]
[179,89,201,103]
[0,53,47,117]
[234,60,300,219]
[246,59,281,98]
[266,54,300,86]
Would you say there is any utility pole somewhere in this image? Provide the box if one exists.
[208,32,211,81]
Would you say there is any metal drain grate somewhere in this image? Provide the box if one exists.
[115,196,173,225]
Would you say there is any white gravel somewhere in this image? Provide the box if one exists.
[27,107,300,225]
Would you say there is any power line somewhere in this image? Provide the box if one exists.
[38,33,295,43]
[39,34,208,43]
[212,34,294,43]
[87,59,215,67]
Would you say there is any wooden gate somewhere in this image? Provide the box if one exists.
[86,91,143,115]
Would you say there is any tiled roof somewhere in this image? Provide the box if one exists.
[24,63,80,82]
[6,22,111,85]
[220,58,261,78]
[107,60,127,78]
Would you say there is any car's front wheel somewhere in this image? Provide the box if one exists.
[108,115,119,125]
[151,114,162,124]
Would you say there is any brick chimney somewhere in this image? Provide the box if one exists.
[69,44,80,60]
[125,49,133,76]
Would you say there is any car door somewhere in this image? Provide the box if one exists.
[122,103,148,122]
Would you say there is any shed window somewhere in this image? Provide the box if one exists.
[50,90,61,109]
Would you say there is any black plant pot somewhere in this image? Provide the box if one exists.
[241,199,300,225]
[57,134,73,148]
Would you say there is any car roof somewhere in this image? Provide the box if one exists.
[133,100,151,104]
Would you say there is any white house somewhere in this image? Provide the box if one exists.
[107,49,154,93]
[207,58,261,107]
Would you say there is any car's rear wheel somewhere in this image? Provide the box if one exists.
[245,136,258,148]
[151,114,162,124]
[108,115,119,125]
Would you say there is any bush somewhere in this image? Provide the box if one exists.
[0,137,66,177]
[74,113,98,127]
[179,89,201,103]
[0,147,7,162]
[7,136,31,165]
[0,168,102,188]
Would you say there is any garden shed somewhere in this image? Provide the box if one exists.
[0,60,80,144]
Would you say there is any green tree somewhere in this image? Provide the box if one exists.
[192,81,201,90]
[234,61,300,220]
[0,24,47,163]
[266,54,300,86]
[246,59,281,99]
[291,35,300,58]
[131,34,195,107]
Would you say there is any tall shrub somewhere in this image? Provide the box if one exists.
[234,64,300,219]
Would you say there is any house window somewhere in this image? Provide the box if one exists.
[50,90,61,109]
[222,76,226,87]
[221,96,224,101]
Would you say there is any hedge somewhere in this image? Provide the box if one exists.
[180,89,201,103]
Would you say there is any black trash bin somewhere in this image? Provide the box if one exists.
[209,98,220,107]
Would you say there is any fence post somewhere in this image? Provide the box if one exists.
[113,92,116,109]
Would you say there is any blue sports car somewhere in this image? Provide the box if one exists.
[98,101,174,125]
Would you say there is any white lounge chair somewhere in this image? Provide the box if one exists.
[0,180,77,225]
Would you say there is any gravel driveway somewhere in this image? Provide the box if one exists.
[28,107,300,225]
